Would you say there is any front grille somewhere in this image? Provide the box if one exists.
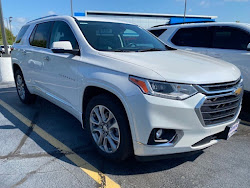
[199,79,241,93]
[196,78,243,126]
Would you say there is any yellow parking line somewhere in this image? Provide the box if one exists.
[241,120,250,126]
[0,99,120,188]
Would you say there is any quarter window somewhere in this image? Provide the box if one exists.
[171,27,211,48]
[30,22,53,48]
[212,27,250,50]
[49,21,79,50]
[15,25,30,43]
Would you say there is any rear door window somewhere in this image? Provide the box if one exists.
[212,26,250,50]
[171,27,211,48]
[30,22,53,48]
[15,25,30,43]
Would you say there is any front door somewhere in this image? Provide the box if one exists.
[41,21,81,114]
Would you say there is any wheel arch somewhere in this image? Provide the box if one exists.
[81,84,137,146]
[12,63,22,75]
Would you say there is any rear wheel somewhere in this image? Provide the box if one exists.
[14,69,36,104]
[85,94,133,161]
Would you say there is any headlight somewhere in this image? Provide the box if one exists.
[129,76,198,100]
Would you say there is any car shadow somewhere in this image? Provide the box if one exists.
[239,92,250,124]
[0,87,217,176]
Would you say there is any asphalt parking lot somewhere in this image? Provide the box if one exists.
[0,82,250,188]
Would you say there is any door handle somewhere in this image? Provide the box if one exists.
[44,56,50,61]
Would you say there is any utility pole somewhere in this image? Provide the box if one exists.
[70,0,73,16]
[0,0,9,54]
[183,0,187,24]
[9,17,13,44]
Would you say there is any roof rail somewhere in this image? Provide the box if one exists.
[151,20,215,28]
[27,15,58,23]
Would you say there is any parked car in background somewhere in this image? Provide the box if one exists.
[0,45,13,56]
[12,16,243,161]
[148,22,250,92]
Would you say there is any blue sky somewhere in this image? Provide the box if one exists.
[2,0,250,35]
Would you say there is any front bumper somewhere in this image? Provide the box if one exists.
[127,93,240,157]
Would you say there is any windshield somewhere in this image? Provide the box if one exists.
[77,21,167,52]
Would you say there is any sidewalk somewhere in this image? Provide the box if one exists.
[0,57,14,83]
[0,81,15,88]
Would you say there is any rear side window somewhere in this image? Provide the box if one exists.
[149,29,167,37]
[30,22,53,48]
[15,25,30,43]
[49,21,79,49]
[212,27,250,50]
[171,27,211,48]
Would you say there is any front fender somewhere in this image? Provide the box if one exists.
[79,70,141,144]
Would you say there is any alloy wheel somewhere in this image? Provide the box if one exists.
[89,105,120,153]
[16,74,26,100]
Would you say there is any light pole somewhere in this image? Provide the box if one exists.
[183,0,187,24]
[4,17,9,30]
[70,0,73,16]
[0,0,8,54]
[9,16,13,44]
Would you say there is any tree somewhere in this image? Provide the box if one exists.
[0,27,15,45]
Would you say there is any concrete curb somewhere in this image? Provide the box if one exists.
[0,57,14,83]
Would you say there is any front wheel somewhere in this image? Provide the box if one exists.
[85,94,133,161]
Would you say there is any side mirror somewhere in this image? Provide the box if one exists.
[51,41,80,55]
[247,43,250,51]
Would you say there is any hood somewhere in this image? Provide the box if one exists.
[98,50,241,84]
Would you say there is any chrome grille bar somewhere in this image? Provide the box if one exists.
[195,78,243,126]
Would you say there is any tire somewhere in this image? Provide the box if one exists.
[85,94,133,161]
[14,69,36,104]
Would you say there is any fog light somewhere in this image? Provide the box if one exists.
[148,128,178,145]
[156,129,163,139]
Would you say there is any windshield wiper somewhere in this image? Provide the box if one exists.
[113,49,133,52]
[138,48,165,52]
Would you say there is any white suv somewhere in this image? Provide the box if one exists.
[12,16,243,161]
[148,22,250,92]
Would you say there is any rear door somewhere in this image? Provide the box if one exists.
[170,27,211,55]
[206,26,250,91]
[28,21,53,90]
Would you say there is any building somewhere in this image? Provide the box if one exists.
[74,11,217,29]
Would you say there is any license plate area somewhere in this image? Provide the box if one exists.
[227,121,239,139]
[216,120,240,140]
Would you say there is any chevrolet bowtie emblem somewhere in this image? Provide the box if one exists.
[235,87,242,96]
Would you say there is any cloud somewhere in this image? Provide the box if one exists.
[48,11,56,15]
[200,0,210,8]
[15,17,27,24]
[10,17,28,36]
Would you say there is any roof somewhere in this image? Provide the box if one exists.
[149,22,250,30]
[74,16,134,24]
[85,10,217,19]
[26,15,135,25]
